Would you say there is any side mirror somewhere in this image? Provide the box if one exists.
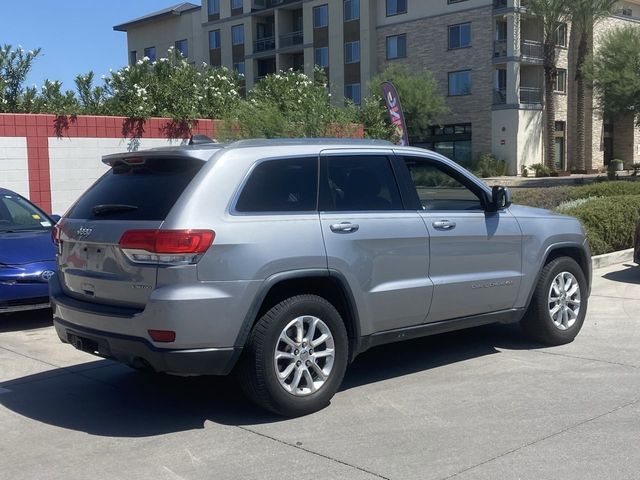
[50,214,61,223]
[490,186,512,211]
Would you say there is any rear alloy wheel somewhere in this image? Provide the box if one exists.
[521,257,588,345]
[238,295,348,416]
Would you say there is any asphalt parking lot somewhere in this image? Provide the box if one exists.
[1,262,639,480]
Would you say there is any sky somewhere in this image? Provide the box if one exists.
[1,0,196,92]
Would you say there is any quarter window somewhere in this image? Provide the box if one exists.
[386,34,407,59]
[403,157,483,211]
[235,157,318,213]
[321,155,402,211]
[448,23,471,49]
[313,4,329,28]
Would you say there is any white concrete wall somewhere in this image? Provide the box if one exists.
[48,137,188,215]
[0,137,29,198]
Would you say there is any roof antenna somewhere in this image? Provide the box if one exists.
[189,134,217,145]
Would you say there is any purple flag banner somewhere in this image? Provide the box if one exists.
[381,81,409,146]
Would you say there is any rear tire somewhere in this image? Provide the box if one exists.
[520,257,588,345]
[238,294,348,417]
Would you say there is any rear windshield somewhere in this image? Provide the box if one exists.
[67,157,204,221]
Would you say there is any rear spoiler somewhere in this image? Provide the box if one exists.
[102,147,223,166]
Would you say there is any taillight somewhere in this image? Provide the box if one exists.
[52,219,63,247]
[118,229,215,265]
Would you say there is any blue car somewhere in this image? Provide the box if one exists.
[0,188,59,313]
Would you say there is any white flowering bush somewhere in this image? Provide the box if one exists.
[0,44,42,112]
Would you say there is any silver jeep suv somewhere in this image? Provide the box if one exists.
[51,139,591,416]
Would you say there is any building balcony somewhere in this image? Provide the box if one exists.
[493,88,507,105]
[520,39,543,60]
[520,86,542,104]
[254,36,276,53]
[493,39,543,61]
[279,31,303,49]
[492,87,542,105]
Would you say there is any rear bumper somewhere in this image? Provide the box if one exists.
[54,317,241,375]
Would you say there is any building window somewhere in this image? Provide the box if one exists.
[344,41,360,64]
[386,0,407,16]
[129,50,137,65]
[233,61,245,76]
[448,70,471,96]
[315,47,329,68]
[554,23,567,47]
[209,30,221,49]
[231,0,243,10]
[417,124,473,167]
[344,0,360,21]
[386,34,407,59]
[175,39,188,58]
[447,0,469,3]
[345,83,361,105]
[232,24,244,45]
[448,23,471,49]
[208,0,220,14]
[313,4,329,28]
[143,47,156,62]
[554,69,567,93]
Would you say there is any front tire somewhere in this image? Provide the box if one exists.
[520,257,588,345]
[238,294,348,416]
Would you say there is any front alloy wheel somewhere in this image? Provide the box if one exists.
[548,271,581,330]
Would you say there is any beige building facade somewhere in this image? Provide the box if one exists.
[115,0,640,174]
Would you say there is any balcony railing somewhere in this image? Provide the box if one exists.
[493,88,507,105]
[494,0,529,8]
[520,86,542,104]
[254,36,276,52]
[279,31,303,48]
[521,39,543,59]
[493,39,507,57]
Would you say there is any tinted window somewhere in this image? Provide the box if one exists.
[67,157,204,221]
[0,194,52,231]
[236,157,318,213]
[321,155,402,211]
[403,157,482,211]
[313,4,328,28]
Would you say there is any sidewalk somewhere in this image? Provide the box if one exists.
[483,170,635,188]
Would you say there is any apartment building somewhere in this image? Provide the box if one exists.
[114,0,640,174]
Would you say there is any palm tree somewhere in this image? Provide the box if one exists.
[527,0,570,172]
[569,0,617,172]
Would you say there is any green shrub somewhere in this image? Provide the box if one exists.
[472,153,506,178]
[562,194,640,255]
[511,186,573,210]
[566,180,640,200]
[531,163,551,177]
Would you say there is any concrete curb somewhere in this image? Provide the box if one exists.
[592,248,635,270]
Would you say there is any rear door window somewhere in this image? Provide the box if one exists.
[320,155,403,211]
[235,157,318,213]
[67,157,204,220]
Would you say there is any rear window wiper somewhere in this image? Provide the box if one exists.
[91,204,139,216]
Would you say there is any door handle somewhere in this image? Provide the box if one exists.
[330,222,359,233]
[432,220,456,230]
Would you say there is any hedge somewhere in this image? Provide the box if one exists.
[511,179,640,210]
[561,194,640,255]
